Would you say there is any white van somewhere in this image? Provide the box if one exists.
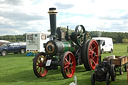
[92,37,113,53]
[26,32,50,53]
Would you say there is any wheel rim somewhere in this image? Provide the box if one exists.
[2,51,6,56]
[21,49,25,54]
[63,52,76,78]
[88,40,98,70]
[33,52,48,77]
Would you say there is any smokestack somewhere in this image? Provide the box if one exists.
[48,7,58,40]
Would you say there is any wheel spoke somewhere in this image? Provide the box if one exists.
[69,56,71,62]
[36,66,39,70]
[64,65,69,69]
[39,57,41,61]
[36,61,40,64]
[89,52,92,58]
[70,61,74,65]
[67,68,70,74]
[64,63,69,69]
[40,67,42,74]
[92,47,96,51]
[68,65,73,74]
[91,59,96,66]
[36,64,39,66]
[70,66,73,69]
[65,58,69,63]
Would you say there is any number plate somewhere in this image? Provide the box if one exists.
[46,60,52,66]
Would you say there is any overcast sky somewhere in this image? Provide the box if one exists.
[0,0,128,35]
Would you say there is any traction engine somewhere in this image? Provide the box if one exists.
[33,8,99,79]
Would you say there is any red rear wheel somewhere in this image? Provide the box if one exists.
[60,51,76,79]
[82,39,98,70]
[33,52,48,77]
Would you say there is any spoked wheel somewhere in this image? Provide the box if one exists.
[110,65,116,81]
[75,25,86,47]
[82,39,98,70]
[91,73,95,85]
[60,51,76,79]
[106,73,110,85]
[33,52,48,77]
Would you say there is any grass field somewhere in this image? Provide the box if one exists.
[0,44,128,85]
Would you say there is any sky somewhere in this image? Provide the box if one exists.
[0,0,128,35]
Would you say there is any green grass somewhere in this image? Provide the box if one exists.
[0,44,128,85]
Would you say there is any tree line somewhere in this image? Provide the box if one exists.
[0,31,127,43]
[89,31,128,43]
[0,34,26,42]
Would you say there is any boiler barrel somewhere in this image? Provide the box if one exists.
[45,40,76,55]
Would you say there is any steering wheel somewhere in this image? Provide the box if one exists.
[75,25,86,47]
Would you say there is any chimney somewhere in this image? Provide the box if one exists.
[48,7,58,40]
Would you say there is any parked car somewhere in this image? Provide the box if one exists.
[92,37,113,54]
[0,42,26,56]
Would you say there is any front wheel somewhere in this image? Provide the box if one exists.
[60,51,76,79]
[1,50,7,56]
[33,52,48,77]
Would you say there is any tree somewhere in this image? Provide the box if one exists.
[122,39,128,43]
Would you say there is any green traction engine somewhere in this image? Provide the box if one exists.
[33,8,99,79]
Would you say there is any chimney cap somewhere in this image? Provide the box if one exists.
[49,8,56,10]
[48,7,58,14]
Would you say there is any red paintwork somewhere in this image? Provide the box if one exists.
[63,52,76,78]
[88,40,98,70]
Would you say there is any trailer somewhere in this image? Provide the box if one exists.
[103,55,128,75]
[26,32,50,56]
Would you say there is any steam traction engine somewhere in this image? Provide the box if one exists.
[91,61,116,85]
[33,8,99,79]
